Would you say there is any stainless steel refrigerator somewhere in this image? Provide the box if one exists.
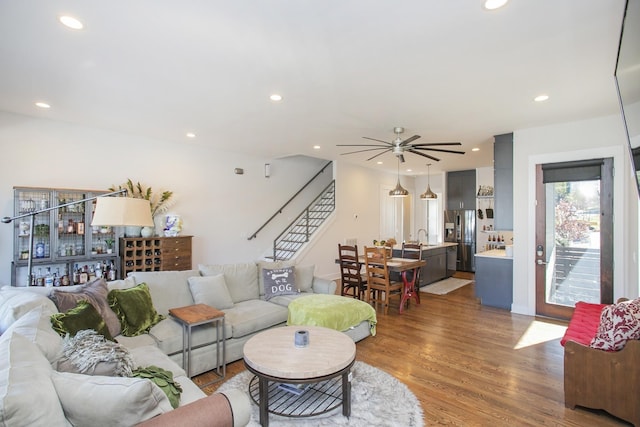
[444,210,476,272]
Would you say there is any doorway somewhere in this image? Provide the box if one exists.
[535,158,614,319]
[380,186,411,243]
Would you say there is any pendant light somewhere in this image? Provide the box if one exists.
[420,163,437,200]
[389,157,409,198]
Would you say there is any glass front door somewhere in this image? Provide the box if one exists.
[535,159,613,319]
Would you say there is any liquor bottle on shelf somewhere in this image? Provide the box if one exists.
[79,266,89,284]
[35,240,45,259]
[62,266,70,286]
[67,219,75,234]
[108,261,116,281]
[53,268,61,287]
[58,214,64,234]
[77,217,85,235]
[36,268,44,287]
[44,267,53,287]
[73,264,80,284]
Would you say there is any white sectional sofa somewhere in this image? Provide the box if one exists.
[0,260,373,426]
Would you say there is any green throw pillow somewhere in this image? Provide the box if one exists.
[50,300,115,341]
[108,283,164,337]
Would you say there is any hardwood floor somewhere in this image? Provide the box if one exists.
[194,277,629,426]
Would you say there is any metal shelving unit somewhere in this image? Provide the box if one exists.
[10,186,122,286]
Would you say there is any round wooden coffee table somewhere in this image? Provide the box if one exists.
[243,325,356,426]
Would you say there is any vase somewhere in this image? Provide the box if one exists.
[125,226,142,237]
[164,215,182,237]
[141,226,154,238]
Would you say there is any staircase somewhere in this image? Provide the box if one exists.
[269,180,335,261]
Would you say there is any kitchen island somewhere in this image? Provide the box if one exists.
[474,249,513,310]
[393,243,458,287]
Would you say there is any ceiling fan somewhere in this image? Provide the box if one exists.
[337,127,465,162]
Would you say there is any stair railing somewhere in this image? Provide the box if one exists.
[272,179,335,261]
[247,161,332,240]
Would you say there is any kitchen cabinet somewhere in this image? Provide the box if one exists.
[422,248,447,285]
[120,236,192,276]
[446,170,476,210]
[10,186,121,286]
[392,245,450,286]
[446,245,457,277]
[494,133,513,230]
[474,252,513,310]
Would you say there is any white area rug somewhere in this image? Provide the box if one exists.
[420,277,472,295]
[218,361,424,427]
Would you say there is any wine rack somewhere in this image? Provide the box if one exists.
[120,236,192,276]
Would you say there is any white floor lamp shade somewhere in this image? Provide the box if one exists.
[91,197,154,227]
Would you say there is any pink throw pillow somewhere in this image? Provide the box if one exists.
[590,298,640,351]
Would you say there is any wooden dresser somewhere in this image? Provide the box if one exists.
[119,236,192,277]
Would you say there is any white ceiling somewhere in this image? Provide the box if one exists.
[0,0,627,176]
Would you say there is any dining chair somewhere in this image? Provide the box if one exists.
[400,242,422,307]
[338,244,367,299]
[363,246,403,314]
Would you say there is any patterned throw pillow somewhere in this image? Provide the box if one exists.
[590,298,640,351]
[262,267,298,301]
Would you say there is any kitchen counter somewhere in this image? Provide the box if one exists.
[421,242,458,250]
[475,248,509,258]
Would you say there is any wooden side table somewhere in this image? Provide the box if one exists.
[168,303,225,386]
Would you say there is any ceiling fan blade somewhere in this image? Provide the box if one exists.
[366,148,392,161]
[412,147,465,155]
[340,147,391,155]
[337,143,390,147]
[400,135,421,146]
[362,136,393,145]
[410,142,462,147]
[407,149,441,162]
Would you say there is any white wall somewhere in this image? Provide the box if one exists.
[512,113,639,315]
[0,112,412,285]
[0,112,337,284]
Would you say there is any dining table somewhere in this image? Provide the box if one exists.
[366,256,425,313]
[337,255,426,313]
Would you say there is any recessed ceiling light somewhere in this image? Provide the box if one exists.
[313,145,321,150]
[406,169,412,172]
[472,147,480,152]
[270,94,282,101]
[35,102,50,109]
[59,15,84,30]
[483,0,509,10]
[377,161,383,165]
[186,132,196,138]
[534,94,550,102]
